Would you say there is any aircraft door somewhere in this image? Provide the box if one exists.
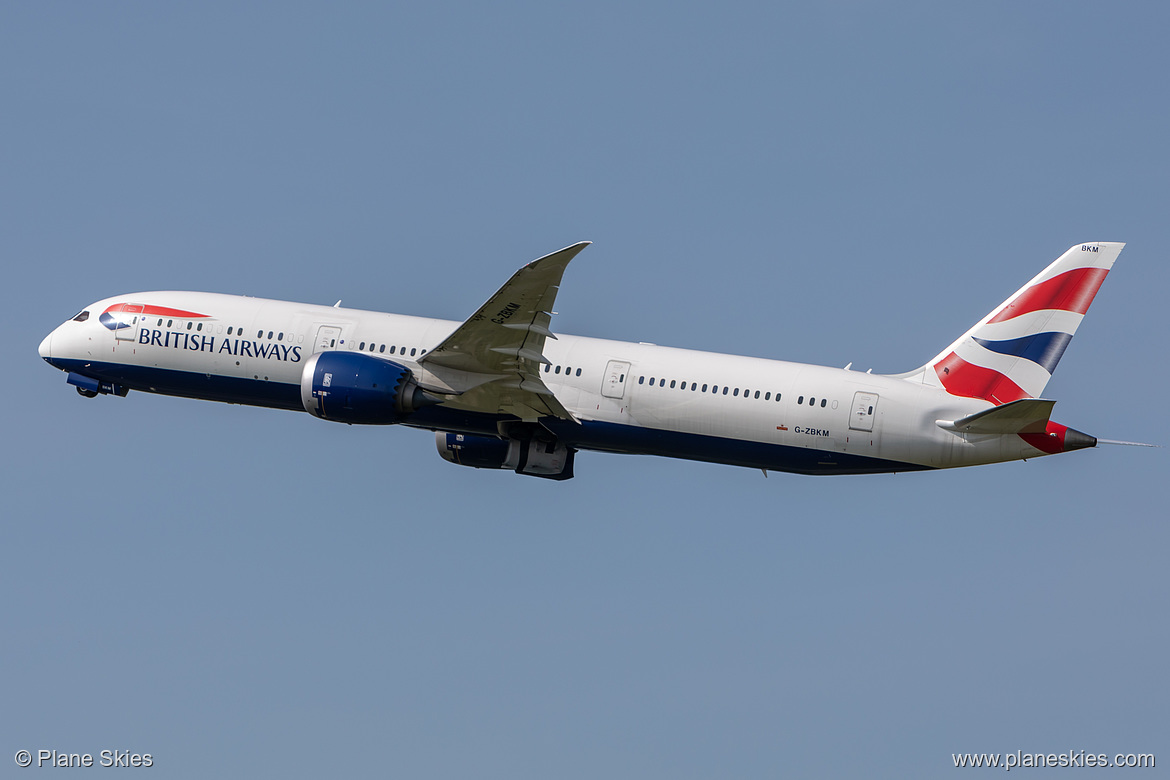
[849,391,879,432]
[601,360,631,399]
[114,303,144,341]
[314,326,342,353]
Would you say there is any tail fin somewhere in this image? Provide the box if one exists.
[896,242,1124,404]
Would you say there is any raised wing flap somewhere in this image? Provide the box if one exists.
[938,398,1056,434]
[419,242,590,421]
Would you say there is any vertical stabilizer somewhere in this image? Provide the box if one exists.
[895,242,1124,404]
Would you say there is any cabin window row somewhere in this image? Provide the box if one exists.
[355,342,426,357]
[634,377,838,408]
[153,318,305,343]
[542,364,583,377]
[637,376,781,401]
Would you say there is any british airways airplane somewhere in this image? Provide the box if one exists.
[39,241,1129,480]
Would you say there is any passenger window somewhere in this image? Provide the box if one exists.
[755,390,760,399]
[278,332,284,341]
[545,364,551,373]
[257,330,263,338]
[577,368,582,377]
[410,348,416,356]
[765,392,771,400]
[167,319,173,327]
[670,380,676,388]
[267,331,273,339]
[722,387,729,395]
[649,377,655,385]
[555,366,561,374]
[359,342,366,350]
[227,327,233,335]
[659,378,665,387]
[639,376,644,384]
[157,319,162,326]
[776,393,782,401]
[702,384,708,392]
[821,398,827,407]
[733,388,739,397]
[691,383,697,391]
[187,322,192,330]
[197,323,203,331]
[380,345,385,353]
[390,346,396,354]
[798,396,804,404]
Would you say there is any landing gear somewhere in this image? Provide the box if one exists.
[76,386,99,398]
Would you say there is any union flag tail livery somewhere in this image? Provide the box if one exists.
[39,240,1139,480]
[900,242,1123,405]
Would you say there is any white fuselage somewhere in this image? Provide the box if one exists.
[40,290,1062,476]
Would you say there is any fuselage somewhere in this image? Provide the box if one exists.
[39,290,1067,476]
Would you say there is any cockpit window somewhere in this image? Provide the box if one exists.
[72,310,90,322]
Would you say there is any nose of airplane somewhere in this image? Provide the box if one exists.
[38,330,53,360]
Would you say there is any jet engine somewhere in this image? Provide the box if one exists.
[435,431,576,480]
[300,351,437,424]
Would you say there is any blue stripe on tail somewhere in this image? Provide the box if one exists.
[973,332,1073,374]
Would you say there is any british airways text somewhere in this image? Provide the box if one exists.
[137,329,302,362]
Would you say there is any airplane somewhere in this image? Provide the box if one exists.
[39,241,1135,480]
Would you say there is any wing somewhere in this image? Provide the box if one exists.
[418,242,590,422]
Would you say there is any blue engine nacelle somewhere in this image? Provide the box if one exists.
[300,351,437,424]
[435,432,576,480]
[436,432,513,469]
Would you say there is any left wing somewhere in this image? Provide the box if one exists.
[418,242,590,422]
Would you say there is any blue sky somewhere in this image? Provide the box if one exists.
[2,3,1167,777]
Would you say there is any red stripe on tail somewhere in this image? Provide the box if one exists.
[988,267,1108,323]
[934,352,1030,405]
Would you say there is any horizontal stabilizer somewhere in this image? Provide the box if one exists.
[938,398,1056,434]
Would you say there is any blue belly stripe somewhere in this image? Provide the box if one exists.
[48,358,931,476]
[47,357,303,410]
